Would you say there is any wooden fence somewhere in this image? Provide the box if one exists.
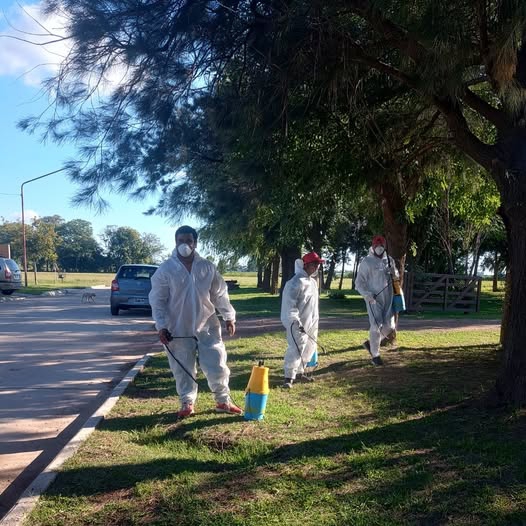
[403,272,482,312]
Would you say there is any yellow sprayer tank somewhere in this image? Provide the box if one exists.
[244,361,269,421]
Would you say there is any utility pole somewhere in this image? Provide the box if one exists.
[21,168,68,287]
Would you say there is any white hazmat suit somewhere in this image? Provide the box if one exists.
[280,259,319,380]
[355,248,399,358]
[149,249,236,405]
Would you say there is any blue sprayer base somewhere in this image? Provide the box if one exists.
[307,349,318,368]
[244,393,268,421]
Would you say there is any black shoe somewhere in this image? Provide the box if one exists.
[363,340,371,355]
[296,374,315,383]
[282,378,293,389]
[371,356,384,366]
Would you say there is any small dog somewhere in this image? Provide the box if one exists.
[81,292,96,303]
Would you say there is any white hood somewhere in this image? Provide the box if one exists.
[294,258,305,274]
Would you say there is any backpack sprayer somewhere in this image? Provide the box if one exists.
[385,242,406,314]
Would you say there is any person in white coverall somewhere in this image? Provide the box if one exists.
[149,225,242,418]
[355,235,399,366]
[280,251,324,389]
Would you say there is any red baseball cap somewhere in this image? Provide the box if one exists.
[372,235,386,247]
[302,251,325,264]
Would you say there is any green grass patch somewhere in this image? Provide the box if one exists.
[26,328,526,526]
[228,286,366,319]
[19,272,115,294]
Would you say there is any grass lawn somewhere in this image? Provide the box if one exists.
[26,327,526,526]
[19,272,115,295]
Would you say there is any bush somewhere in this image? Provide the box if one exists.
[328,291,347,300]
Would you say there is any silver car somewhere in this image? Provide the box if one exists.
[110,264,158,316]
[0,258,22,295]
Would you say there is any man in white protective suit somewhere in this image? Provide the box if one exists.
[149,225,243,419]
[280,251,324,389]
[355,235,399,366]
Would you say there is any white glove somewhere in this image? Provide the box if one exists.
[365,295,376,304]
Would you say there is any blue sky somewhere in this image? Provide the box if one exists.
[0,1,188,255]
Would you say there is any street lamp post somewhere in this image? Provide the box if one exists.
[20,168,68,287]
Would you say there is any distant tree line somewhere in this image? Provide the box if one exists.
[0,215,165,272]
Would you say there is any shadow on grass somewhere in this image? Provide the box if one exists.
[45,402,526,525]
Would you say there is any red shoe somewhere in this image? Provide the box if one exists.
[215,400,243,415]
[177,402,195,419]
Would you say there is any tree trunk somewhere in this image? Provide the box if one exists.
[310,221,323,256]
[499,266,512,348]
[323,253,337,290]
[378,181,408,287]
[338,249,346,290]
[470,232,482,276]
[262,262,271,292]
[257,263,263,288]
[270,254,280,295]
[351,254,360,290]
[279,245,301,293]
[492,250,499,292]
[495,185,526,405]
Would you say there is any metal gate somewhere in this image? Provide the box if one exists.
[403,272,482,312]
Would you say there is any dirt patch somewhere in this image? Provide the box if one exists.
[182,425,259,452]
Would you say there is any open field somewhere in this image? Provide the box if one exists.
[24,327,526,526]
[19,272,115,295]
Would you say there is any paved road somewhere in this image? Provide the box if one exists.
[0,288,159,519]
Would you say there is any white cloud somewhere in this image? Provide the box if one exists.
[10,209,40,222]
[0,1,132,97]
[0,2,70,85]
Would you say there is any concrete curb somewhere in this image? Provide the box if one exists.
[0,354,151,526]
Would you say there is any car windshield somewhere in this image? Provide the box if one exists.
[119,267,157,279]
[5,260,20,271]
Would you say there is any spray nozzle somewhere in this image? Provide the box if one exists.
[258,360,265,367]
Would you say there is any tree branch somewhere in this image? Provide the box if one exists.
[476,0,489,62]
[460,87,508,129]
[433,95,495,172]
[349,42,420,90]
[399,138,451,171]
[345,0,428,63]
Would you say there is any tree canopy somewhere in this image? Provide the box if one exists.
[20,0,526,403]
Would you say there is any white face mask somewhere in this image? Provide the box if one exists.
[177,243,193,258]
[374,246,385,256]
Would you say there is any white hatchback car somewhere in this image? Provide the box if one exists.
[0,258,22,295]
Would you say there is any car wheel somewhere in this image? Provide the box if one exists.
[1,290,14,296]
[111,305,120,316]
